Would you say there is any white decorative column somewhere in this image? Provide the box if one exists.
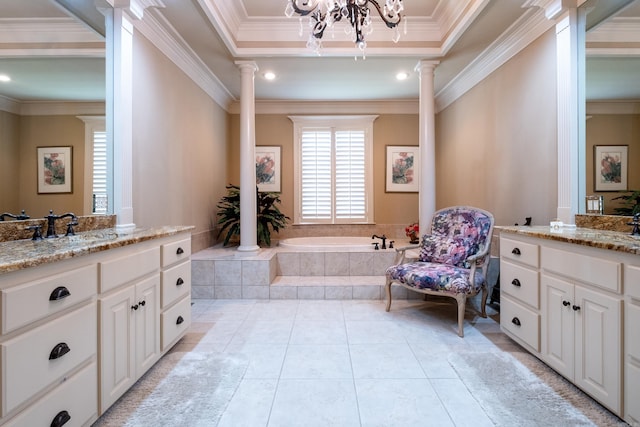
[553,8,583,225]
[103,0,164,233]
[105,6,135,232]
[235,61,260,253]
[416,60,439,234]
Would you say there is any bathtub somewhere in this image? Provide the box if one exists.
[278,236,383,251]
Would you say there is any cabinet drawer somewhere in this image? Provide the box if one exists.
[5,362,97,427]
[161,238,191,268]
[1,302,96,416]
[541,246,621,293]
[161,295,191,352]
[500,237,539,268]
[500,261,539,309]
[100,247,159,293]
[161,261,191,309]
[1,264,97,334]
[625,264,640,299]
[500,295,540,352]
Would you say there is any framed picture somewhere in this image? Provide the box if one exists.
[594,145,627,192]
[37,146,72,194]
[256,146,281,192]
[386,145,419,192]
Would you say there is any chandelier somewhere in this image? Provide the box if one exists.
[284,0,405,53]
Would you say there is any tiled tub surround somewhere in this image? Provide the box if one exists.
[0,214,116,243]
[191,241,422,300]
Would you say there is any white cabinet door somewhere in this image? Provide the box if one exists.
[541,274,574,379]
[574,286,621,413]
[99,285,136,412]
[134,276,160,377]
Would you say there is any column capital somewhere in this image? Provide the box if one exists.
[415,60,440,74]
[106,0,165,20]
[235,61,259,73]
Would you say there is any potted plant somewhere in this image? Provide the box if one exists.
[216,184,290,247]
[612,190,640,216]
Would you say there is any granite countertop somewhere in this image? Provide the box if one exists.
[498,225,640,255]
[0,225,194,274]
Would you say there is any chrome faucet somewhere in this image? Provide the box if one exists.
[372,234,387,249]
[45,210,77,238]
[0,210,30,221]
[628,213,640,236]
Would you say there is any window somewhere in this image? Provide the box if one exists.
[291,116,376,224]
[79,116,111,214]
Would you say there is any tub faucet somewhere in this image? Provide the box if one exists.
[372,234,387,249]
[45,210,77,238]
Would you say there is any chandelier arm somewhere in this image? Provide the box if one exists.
[290,0,319,17]
[367,0,402,28]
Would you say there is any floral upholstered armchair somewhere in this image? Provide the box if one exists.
[385,206,494,337]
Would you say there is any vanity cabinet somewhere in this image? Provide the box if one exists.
[500,232,628,419]
[0,227,192,426]
[625,264,640,425]
[0,258,99,426]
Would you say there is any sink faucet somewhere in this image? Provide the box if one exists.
[45,210,77,238]
[372,234,387,249]
[628,213,640,236]
[0,210,30,221]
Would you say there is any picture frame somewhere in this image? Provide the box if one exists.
[386,145,419,192]
[255,146,281,192]
[37,146,72,194]
[594,145,628,192]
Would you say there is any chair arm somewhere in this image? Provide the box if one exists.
[392,243,420,265]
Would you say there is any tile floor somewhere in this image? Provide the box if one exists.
[170,297,531,427]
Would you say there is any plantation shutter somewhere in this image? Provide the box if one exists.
[92,130,108,214]
[300,129,332,220]
[335,130,366,219]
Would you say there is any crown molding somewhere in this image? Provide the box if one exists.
[0,95,20,115]
[435,6,555,113]
[0,99,105,116]
[228,99,419,115]
[135,8,235,111]
[586,17,640,43]
[0,18,103,43]
[586,101,640,114]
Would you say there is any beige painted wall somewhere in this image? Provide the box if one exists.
[436,28,558,227]
[17,115,86,217]
[0,110,20,213]
[586,113,640,214]
[132,32,229,252]
[226,113,420,231]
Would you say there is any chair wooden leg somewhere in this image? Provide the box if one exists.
[456,294,466,337]
[480,284,488,318]
[385,280,392,312]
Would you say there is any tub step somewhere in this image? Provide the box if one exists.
[269,276,416,300]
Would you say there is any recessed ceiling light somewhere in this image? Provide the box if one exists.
[396,72,409,81]
[0,75,10,82]
[264,72,276,81]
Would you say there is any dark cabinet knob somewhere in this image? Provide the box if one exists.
[511,317,521,326]
[176,247,184,255]
[49,286,71,301]
[176,315,184,325]
[572,305,581,311]
[176,277,184,286]
[131,304,139,311]
[50,410,71,427]
[49,342,70,360]
[511,248,521,255]
[511,279,521,287]
[562,300,570,307]
[139,300,146,307]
